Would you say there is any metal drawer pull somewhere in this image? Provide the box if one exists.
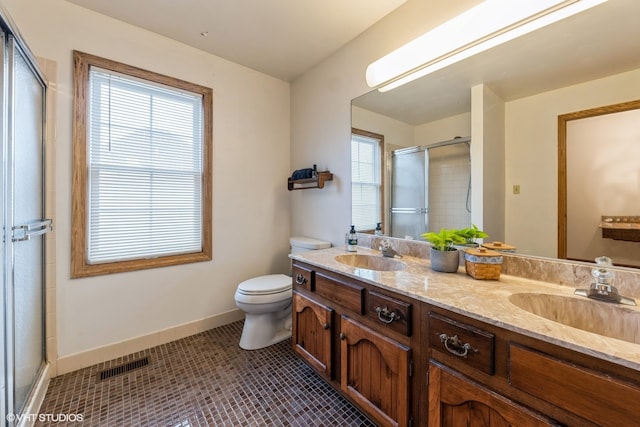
[439,333,478,358]
[295,274,307,285]
[323,322,330,330]
[375,306,401,324]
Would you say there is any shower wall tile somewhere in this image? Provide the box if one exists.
[428,144,471,231]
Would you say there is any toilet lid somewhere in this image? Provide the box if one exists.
[237,274,291,295]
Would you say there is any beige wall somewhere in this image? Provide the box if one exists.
[414,112,471,146]
[5,0,291,365]
[505,68,640,257]
[472,84,506,243]
[351,105,414,149]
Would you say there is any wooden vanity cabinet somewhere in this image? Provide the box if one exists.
[426,309,556,426]
[292,292,333,381]
[292,261,640,426]
[428,362,558,426]
[340,315,411,427]
[424,304,640,426]
[291,261,420,427]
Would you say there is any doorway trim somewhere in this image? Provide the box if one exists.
[557,99,640,260]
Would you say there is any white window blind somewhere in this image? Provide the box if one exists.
[351,133,381,231]
[87,67,204,264]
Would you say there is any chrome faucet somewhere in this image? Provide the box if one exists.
[574,256,636,306]
[379,238,402,258]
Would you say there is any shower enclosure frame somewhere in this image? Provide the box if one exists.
[0,5,50,424]
[389,136,471,240]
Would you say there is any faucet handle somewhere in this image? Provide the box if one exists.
[595,256,613,267]
[592,256,614,283]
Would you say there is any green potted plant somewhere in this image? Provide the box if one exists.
[455,224,489,247]
[421,228,466,273]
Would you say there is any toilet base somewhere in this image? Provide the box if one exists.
[239,310,292,350]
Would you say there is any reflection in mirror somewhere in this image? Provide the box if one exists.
[558,100,640,268]
[389,138,470,240]
[351,129,384,233]
[351,0,640,267]
[351,99,473,239]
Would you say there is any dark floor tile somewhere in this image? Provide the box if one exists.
[36,321,376,426]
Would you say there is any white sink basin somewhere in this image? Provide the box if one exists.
[509,293,640,344]
[334,254,406,271]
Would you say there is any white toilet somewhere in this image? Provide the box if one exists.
[234,236,331,350]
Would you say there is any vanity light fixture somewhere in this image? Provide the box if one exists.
[366,0,607,92]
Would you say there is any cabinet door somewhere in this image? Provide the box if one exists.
[428,363,559,427]
[340,315,411,427]
[292,292,333,380]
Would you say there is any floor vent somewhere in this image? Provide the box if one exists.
[99,356,149,381]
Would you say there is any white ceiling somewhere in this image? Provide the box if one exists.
[63,0,407,82]
[62,0,640,125]
[353,0,640,125]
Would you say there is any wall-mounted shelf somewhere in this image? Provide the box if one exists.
[288,171,333,191]
[599,216,640,242]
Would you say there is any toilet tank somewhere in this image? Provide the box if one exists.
[290,236,331,254]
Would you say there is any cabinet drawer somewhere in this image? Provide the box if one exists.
[509,344,640,426]
[366,290,412,336]
[428,312,495,375]
[315,272,364,314]
[292,263,314,291]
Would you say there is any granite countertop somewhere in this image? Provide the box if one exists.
[290,246,640,372]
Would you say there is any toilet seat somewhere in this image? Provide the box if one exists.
[236,274,291,296]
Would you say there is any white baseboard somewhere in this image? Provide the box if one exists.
[56,309,244,375]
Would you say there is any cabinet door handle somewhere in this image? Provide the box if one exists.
[323,322,330,330]
[375,306,400,324]
[295,274,307,285]
[439,333,478,358]
[339,332,346,340]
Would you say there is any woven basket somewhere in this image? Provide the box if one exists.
[464,248,502,280]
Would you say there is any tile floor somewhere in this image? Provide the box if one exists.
[35,321,375,426]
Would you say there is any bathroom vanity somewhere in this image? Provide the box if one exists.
[292,260,418,426]
[290,246,640,427]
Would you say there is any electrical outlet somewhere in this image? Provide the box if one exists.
[513,184,521,195]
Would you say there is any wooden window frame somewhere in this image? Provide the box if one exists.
[351,128,384,233]
[71,50,213,278]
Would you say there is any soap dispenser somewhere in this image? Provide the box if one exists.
[347,225,358,252]
[374,222,383,236]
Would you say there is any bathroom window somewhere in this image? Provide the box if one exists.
[71,51,212,278]
[351,129,383,232]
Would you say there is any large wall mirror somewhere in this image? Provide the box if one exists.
[351,0,640,267]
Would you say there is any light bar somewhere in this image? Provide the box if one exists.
[366,0,607,92]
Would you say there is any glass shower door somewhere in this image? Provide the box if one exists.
[389,147,429,240]
[4,35,47,418]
